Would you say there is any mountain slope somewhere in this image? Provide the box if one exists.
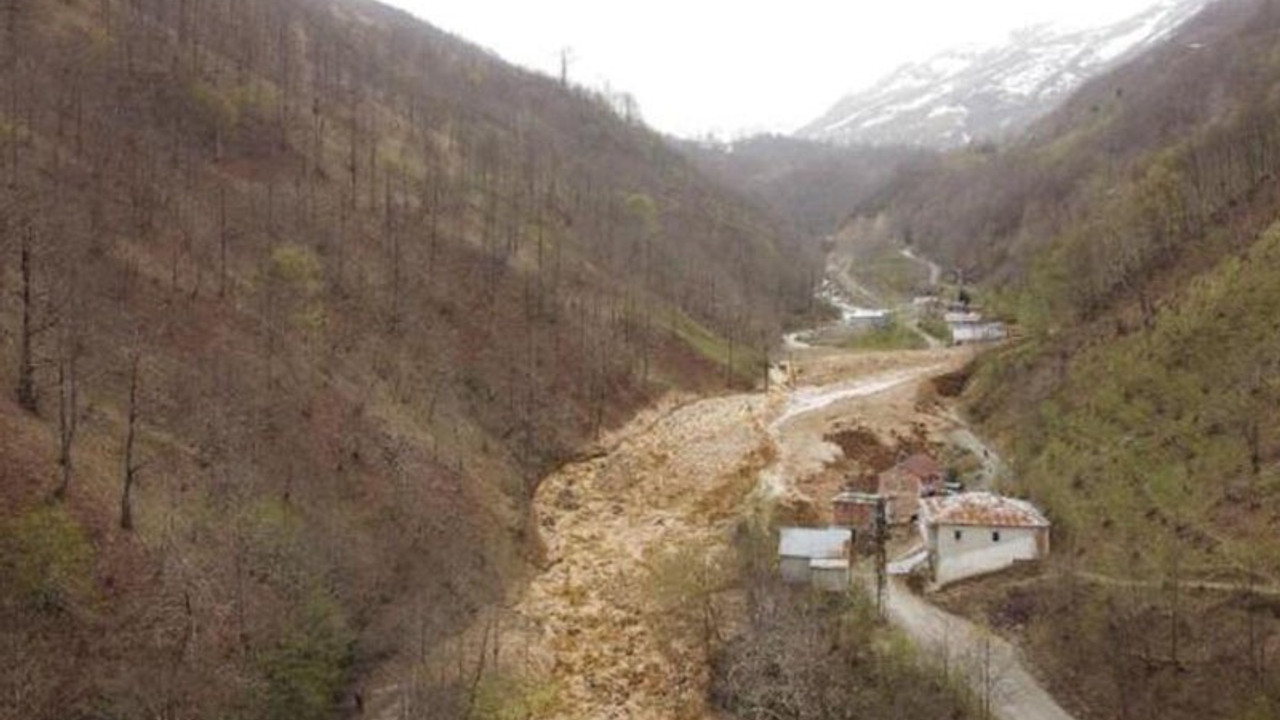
[855,0,1280,717]
[676,135,933,238]
[799,0,1211,148]
[0,1,817,717]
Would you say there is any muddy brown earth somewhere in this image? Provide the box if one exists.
[371,344,1072,720]
[499,347,973,718]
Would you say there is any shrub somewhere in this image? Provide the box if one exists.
[0,506,94,613]
[256,589,353,720]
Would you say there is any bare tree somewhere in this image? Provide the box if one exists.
[51,340,79,501]
[15,226,37,412]
[120,352,142,531]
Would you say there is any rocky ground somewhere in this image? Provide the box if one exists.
[371,343,1043,719]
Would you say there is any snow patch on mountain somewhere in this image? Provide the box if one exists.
[798,0,1213,149]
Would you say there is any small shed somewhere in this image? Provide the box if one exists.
[778,527,853,590]
[919,492,1050,587]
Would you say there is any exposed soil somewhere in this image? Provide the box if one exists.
[371,344,1072,719]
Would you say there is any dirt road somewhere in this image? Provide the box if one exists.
[877,576,1076,720]
[901,247,943,286]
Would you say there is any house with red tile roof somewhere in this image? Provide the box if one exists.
[877,452,944,525]
[918,492,1050,586]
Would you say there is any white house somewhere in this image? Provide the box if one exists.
[778,527,853,591]
[942,310,1008,345]
[918,492,1050,587]
[950,321,1007,345]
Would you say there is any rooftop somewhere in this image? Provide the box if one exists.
[833,491,883,504]
[895,452,943,480]
[944,311,984,324]
[919,492,1050,529]
[778,527,852,559]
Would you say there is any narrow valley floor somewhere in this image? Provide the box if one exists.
[373,345,1078,720]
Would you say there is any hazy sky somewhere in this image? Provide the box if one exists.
[384,0,1167,138]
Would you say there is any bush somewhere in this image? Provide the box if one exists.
[919,315,953,343]
[471,673,562,720]
[841,317,928,351]
[0,506,94,613]
[256,589,353,720]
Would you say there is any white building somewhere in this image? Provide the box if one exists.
[778,527,853,591]
[919,492,1050,587]
[950,321,1007,345]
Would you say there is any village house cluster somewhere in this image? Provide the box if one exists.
[914,295,1009,345]
[778,451,1050,591]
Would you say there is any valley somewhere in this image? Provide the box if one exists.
[367,334,1083,719]
[6,0,1280,718]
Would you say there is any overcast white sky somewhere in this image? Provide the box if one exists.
[384,0,1166,138]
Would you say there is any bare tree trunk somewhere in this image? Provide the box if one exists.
[52,349,78,500]
[120,353,141,531]
[16,229,37,412]
[219,186,229,298]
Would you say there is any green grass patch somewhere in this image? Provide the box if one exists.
[918,314,953,343]
[471,672,563,719]
[839,317,927,351]
[0,505,95,614]
[668,309,764,385]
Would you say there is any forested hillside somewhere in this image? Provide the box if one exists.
[862,0,1280,716]
[0,0,818,716]
[677,135,930,239]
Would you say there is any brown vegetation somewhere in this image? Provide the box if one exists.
[0,0,818,717]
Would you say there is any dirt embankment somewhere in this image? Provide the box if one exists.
[371,346,986,718]
[512,347,974,718]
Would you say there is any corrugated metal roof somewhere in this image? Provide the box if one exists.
[919,492,1049,528]
[833,491,882,504]
[778,527,851,559]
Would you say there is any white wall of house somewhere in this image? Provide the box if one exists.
[811,564,851,593]
[780,556,812,584]
[951,322,1007,344]
[928,524,1046,586]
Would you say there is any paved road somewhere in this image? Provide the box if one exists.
[873,576,1077,720]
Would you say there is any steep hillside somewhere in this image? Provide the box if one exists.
[799,0,1210,149]
[676,135,932,239]
[0,1,817,717]
[861,0,1280,716]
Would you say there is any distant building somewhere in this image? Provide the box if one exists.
[877,453,944,525]
[950,321,1007,345]
[778,527,853,591]
[831,491,883,536]
[943,311,984,324]
[919,492,1050,587]
[944,310,1008,345]
[844,307,892,329]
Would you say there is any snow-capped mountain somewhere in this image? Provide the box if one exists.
[798,0,1212,148]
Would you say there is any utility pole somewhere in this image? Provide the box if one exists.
[558,47,574,86]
